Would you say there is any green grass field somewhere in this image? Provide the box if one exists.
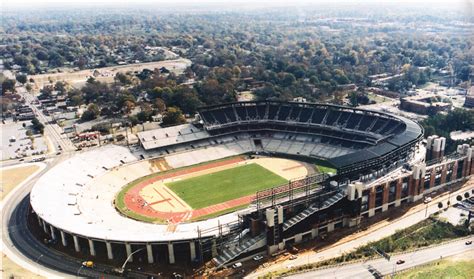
[166,163,287,209]
[315,164,337,174]
[394,259,474,279]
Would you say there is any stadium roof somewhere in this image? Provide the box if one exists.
[137,123,209,150]
[30,145,239,242]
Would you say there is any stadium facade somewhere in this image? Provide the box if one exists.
[29,101,474,270]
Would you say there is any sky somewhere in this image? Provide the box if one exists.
[3,0,469,8]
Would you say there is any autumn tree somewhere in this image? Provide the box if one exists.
[162,107,186,126]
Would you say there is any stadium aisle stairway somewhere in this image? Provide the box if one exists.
[212,234,266,268]
[283,190,346,231]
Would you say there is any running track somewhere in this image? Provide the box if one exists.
[122,157,254,223]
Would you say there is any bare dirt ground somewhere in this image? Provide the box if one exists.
[0,253,44,279]
[1,165,43,279]
[28,58,192,89]
[0,165,39,201]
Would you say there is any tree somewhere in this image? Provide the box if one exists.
[437,202,443,210]
[456,195,462,202]
[162,107,186,126]
[54,81,67,94]
[122,100,135,114]
[115,72,133,85]
[2,79,16,94]
[81,103,100,122]
[31,117,44,134]
[16,74,27,84]
[280,73,296,87]
[154,98,166,114]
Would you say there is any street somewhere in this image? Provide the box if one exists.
[287,237,474,278]
[16,86,76,153]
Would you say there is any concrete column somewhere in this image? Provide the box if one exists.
[168,243,175,264]
[311,228,318,238]
[88,239,96,256]
[73,235,80,252]
[147,244,154,264]
[368,208,375,217]
[189,242,196,261]
[395,200,401,207]
[50,225,56,240]
[327,222,335,232]
[382,204,389,212]
[37,215,42,227]
[60,230,67,246]
[42,220,48,233]
[294,233,302,244]
[125,243,133,262]
[106,242,113,260]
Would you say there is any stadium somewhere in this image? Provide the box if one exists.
[28,101,474,272]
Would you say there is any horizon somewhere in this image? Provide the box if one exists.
[3,0,470,11]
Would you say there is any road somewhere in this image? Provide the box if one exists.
[1,154,153,278]
[17,86,76,153]
[287,237,474,278]
[247,181,474,278]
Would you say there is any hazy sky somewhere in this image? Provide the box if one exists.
[4,0,469,8]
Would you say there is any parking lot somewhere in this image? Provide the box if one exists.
[1,119,48,161]
[439,197,474,226]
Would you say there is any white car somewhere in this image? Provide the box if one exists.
[424,197,432,203]
[253,255,264,261]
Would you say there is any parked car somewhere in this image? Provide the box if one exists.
[465,241,472,245]
[396,259,405,265]
[253,255,264,261]
[424,197,432,204]
[289,255,298,260]
[232,262,242,269]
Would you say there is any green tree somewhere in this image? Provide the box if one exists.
[16,74,28,84]
[31,117,45,134]
[2,79,16,94]
[80,103,100,122]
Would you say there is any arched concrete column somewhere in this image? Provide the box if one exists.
[50,225,56,240]
[73,235,80,252]
[106,242,113,260]
[88,239,96,256]
[190,241,196,261]
[168,243,175,264]
[125,243,132,262]
[146,244,154,264]
[60,230,67,246]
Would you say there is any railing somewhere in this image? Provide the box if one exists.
[251,173,330,211]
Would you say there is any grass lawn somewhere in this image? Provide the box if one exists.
[315,164,337,175]
[394,259,474,279]
[166,163,287,209]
